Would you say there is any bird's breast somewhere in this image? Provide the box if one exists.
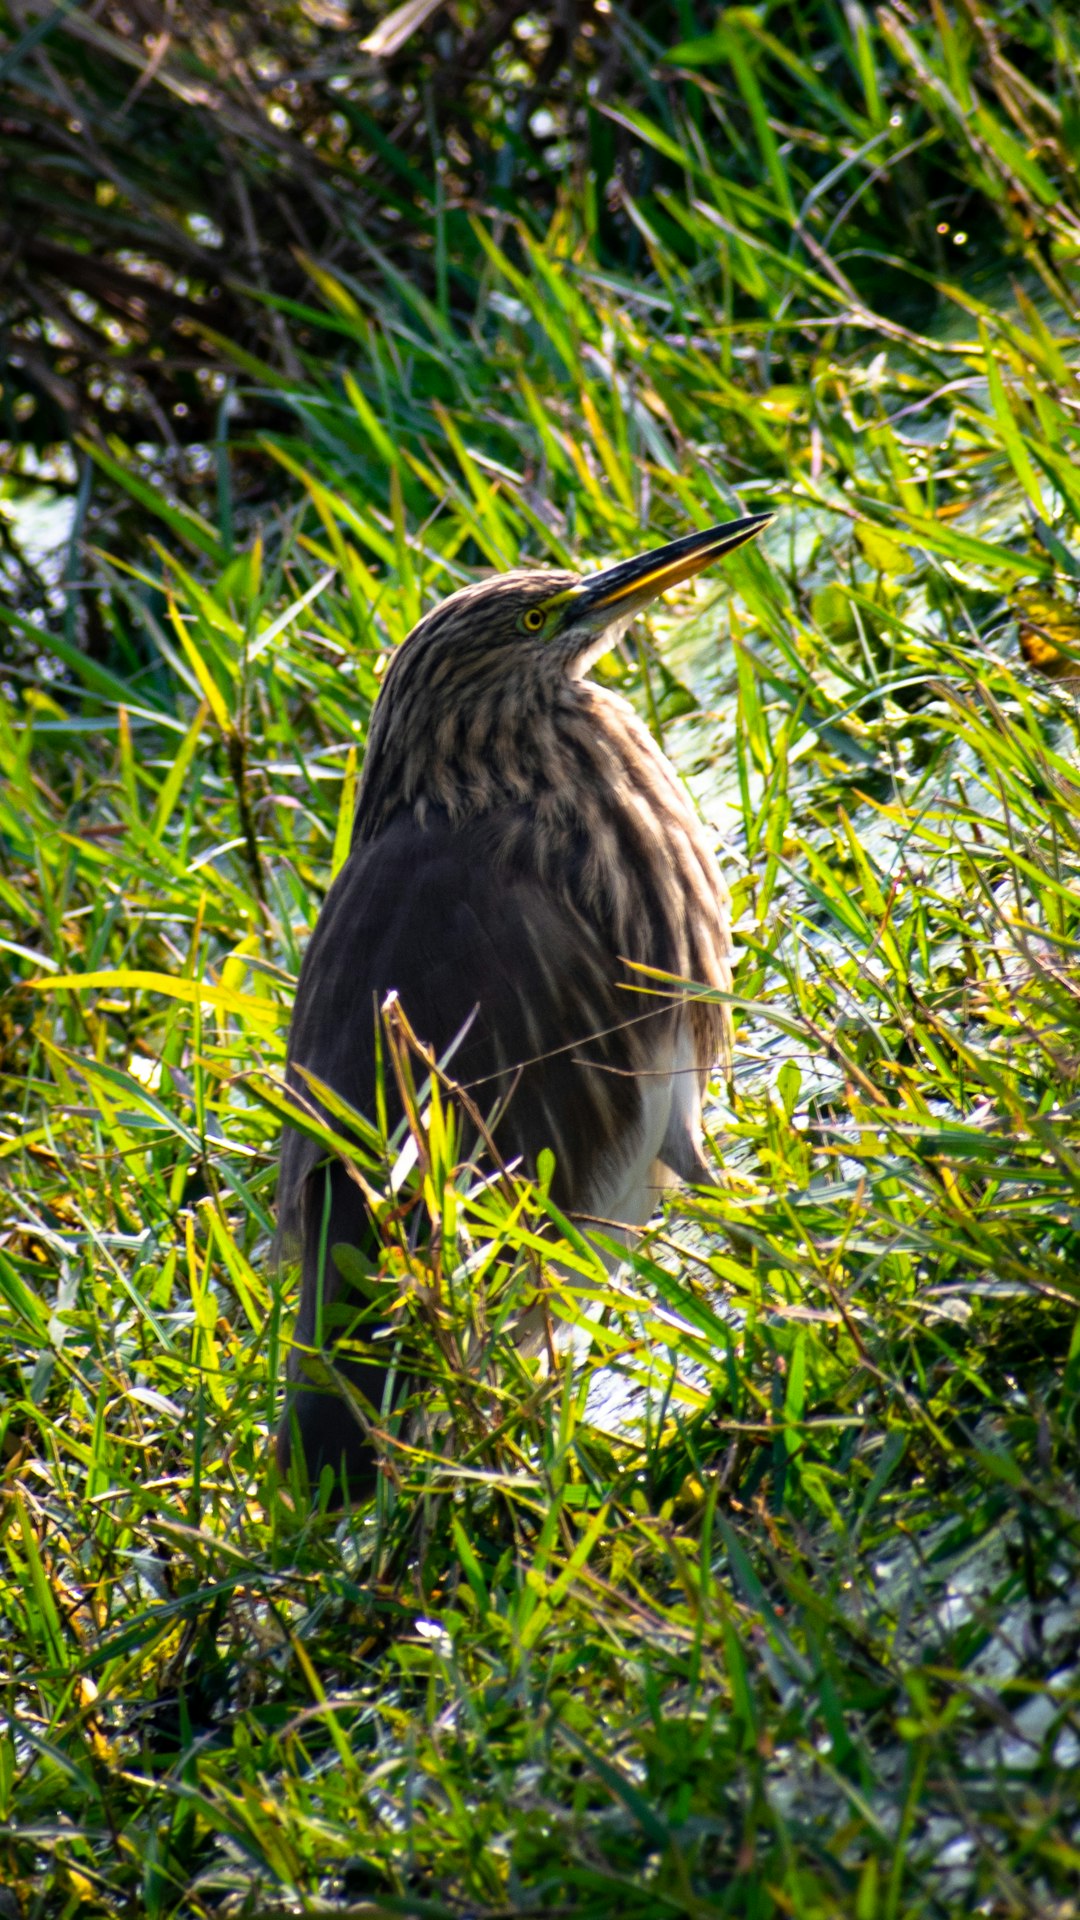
[540,683,732,1004]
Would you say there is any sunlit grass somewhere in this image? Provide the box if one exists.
[3,7,1080,1916]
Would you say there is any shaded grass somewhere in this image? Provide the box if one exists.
[3,6,1080,1916]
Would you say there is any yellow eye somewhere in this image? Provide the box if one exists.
[521,607,545,633]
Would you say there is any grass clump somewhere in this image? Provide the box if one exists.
[2,6,1080,1917]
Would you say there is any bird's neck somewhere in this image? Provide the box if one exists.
[353,671,730,1030]
[354,659,587,840]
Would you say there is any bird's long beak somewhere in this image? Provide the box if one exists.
[553,512,773,631]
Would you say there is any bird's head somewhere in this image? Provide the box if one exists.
[384,511,773,687]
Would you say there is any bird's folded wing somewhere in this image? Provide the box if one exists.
[280,809,678,1224]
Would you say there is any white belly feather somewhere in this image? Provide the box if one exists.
[585,1019,707,1234]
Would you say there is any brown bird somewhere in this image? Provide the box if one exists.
[277,513,772,1494]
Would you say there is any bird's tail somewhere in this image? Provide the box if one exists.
[276,1143,391,1501]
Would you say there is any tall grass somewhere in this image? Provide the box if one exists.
[2,6,1080,1916]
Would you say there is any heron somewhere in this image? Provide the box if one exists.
[277,512,772,1495]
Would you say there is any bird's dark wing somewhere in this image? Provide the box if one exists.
[276,807,664,1489]
[280,807,659,1224]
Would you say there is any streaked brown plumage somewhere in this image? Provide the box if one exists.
[277,514,772,1494]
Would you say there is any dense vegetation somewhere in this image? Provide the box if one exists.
[2,3,1079,1915]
